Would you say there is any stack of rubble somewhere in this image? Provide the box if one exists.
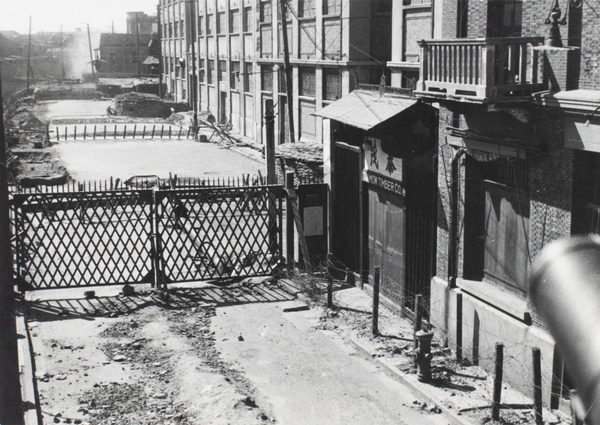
[275,141,324,184]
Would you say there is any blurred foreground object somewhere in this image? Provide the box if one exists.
[530,236,600,424]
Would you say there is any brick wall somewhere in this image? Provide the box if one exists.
[467,0,488,38]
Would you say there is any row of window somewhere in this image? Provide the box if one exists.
[163,55,341,100]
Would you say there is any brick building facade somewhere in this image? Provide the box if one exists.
[417,0,600,413]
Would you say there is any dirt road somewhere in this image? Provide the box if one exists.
[25,282,450,425]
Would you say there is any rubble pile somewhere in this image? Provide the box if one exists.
[113,92,189,118]
[33,82,102,101]
[275,141,324,184]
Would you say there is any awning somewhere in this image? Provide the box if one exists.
[314,90,418,131]
[142,56,159,65]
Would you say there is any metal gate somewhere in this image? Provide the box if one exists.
[12,185,284,289]
[13,190,155,289]
[154,186,283,283]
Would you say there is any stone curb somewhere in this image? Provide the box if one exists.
[16,308,42,425]
[347,333,476,425]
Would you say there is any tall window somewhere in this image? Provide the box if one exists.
[299,67,315,97]
[207,14,213,35]
[217,12,227,34]
[323,0,341,15]
[230,61,240,89]
[198,15,204,36]
[230,9,241,33]
[260,1,272,23]
[208,60,215,84]
[244,62,253,93]
[323,68,341,100]
[299,0,316,17]
[261,65,273,91]
[219,60,227,82]
[243,6,253,32]
[487,0,523,37]
[199,58,205,83]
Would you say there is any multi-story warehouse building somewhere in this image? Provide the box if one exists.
[159,0,393,145]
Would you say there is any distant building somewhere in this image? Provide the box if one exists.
[127,11,158,35]
[95,33,158,77]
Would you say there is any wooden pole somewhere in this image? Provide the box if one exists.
[265,99,276,184]
[279,0,295,143]
[372,266,380,336]
[327,253,333,308]
[0,66,25,425]
[532,347,543,425]
[27,16,32,92]
[87,24,96,81]
[157,4,163,98]
[492,343,504,421]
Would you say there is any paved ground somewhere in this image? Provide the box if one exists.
[22,282,452,425]
[53,138,262,181]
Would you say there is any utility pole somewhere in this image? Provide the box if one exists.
[190,0,198,134]
[60,25,66,80]
[26,16,32,92]
[280,0,295,143]
[135,16,141,78]
[87,24,95,81]
[0,66,25,425]
[157,3,163,98]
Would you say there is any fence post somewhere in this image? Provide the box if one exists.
[492,343,504,421]
[160,125,164,138]
[83,125,87,140]
[327,253,333,309]
[93,125,97,139]
[104,125,107,139]
[372,266,380,336]
[152,125,156,139]
[65,126,68,140]
[285,172,294,265]
[132,125,136,139]
[74,126,77,140]
[532,347,543,425]
[142,125,146,139]
[414,293,423,365]
[124,125,127,139]
[114,125,117,139]
[457,292,463,362]
[56,126,59,141]
[178,126,182,139]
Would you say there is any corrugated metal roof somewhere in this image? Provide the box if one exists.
[314,90,418,131]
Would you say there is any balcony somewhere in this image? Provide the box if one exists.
[415,37,546,103]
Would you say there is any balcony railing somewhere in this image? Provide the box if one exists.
[415,37,545,101]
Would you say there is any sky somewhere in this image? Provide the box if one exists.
[0,0,158,34]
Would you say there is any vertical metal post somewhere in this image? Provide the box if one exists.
[456,292,463,362]
[414,293,423,365]
[157,3,163,98]
[327,253,333,308]
[285,171,294,265]
[492,343,504,421]
[532,347,543,425]
[0,67,24,425]
[372,266,380,336]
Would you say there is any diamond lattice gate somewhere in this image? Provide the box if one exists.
[12,185,285,289]
[154,186,284,283]
[13,190,155,289]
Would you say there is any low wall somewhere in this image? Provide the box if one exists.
[430,276,556,406]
